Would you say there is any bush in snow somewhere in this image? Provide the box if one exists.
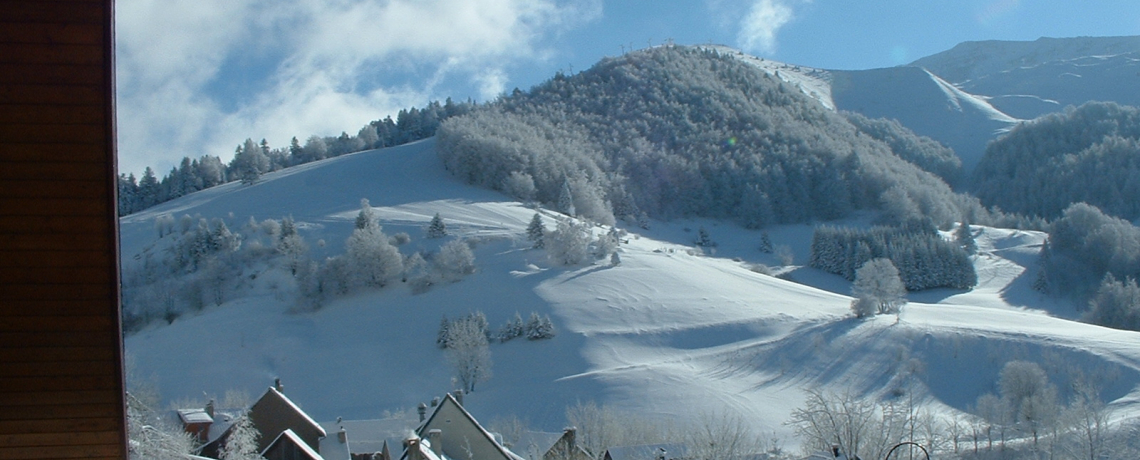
[434,239,476,281]
[390,232,411,246]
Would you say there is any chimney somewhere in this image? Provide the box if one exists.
[418,402,427,422]
[427,429,443,456]
[274,378,284,393]
[563,427,577,452]
[454,389,464,406]
[431,397,440,407]
[404,437,420,460]
[338,428,347,444]
[205,399,215,418]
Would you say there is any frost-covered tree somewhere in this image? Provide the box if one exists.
[503,171,537,201]
[998,361,1058,450]
[525,312,556,340]
[496,312,526,343]
[126,392,195,460]
[851,258,907,317]
[759,232,773,253]
[956,221,977,255]
[220,413,261,460]
[557,178,576,217]
[427,213,447,238]
[344,221,402,290]
[276,216,307,275]
[233,138,269,185]
[1086,274,1140,331]
[445,315,492,392]
[526,213,546,249]
[355,198,376,230]
[610,251,621,267]
[546,218,591,265]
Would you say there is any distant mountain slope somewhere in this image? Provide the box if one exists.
[830,66,1018,173]
[912,36,1140,119]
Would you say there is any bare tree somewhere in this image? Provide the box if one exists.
[446,316,492,392]
[684,411,761,460]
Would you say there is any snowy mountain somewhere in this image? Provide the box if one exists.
[912,36,1140,120]
[829,66,1017,173]
[122,138,1140,450]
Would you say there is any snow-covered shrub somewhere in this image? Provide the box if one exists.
[434,239,475,281]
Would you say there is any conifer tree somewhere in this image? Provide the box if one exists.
[526,213,545,249]
[427,213,447,238]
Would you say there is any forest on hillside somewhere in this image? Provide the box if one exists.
[973,101,1140,222]
[436,45,989,229]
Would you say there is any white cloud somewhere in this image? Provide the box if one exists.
[115,0,601,175]
[736,0,797,54]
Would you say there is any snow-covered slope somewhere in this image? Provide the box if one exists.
[122,139,1140,446]
[703,45,835,110]
[912,36,1140,120]
[829,66,1017,173]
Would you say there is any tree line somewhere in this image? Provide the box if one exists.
[118,99,475,215]
[810,221,977,292]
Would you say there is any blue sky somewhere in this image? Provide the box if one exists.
[116,0,1140,177]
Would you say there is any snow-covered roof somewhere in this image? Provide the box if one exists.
[177,408,213,424]
[320,416,417,456]
[263,428,324,460]
[261,386,327,437]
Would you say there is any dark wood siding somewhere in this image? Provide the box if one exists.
[0,1,127,459]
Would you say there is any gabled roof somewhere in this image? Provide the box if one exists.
[411,393,524,460]
[257,386,327,438]
[263,428,324,460]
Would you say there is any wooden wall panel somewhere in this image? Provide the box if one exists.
[0,1,127,459]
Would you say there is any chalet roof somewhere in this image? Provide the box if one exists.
[413,393,524,460]
[320,415,418,457]
[177,408,213,425]
[258,386,327,438]
[263,428,325,460]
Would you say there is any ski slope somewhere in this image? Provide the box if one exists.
[122,139,1140,446]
